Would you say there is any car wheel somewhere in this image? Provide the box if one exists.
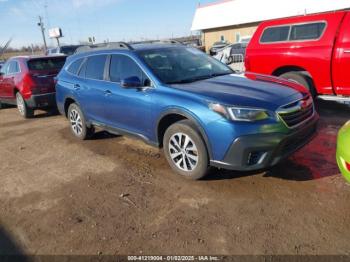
[68,103,94,140]
[16,92,34,118]
[280,72,316,98]
[163,120,209,180]
[0,101,2,109]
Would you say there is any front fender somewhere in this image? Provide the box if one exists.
[156,107,213,160]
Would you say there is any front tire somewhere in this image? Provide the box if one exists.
[16,92,34,118]
[67,103,94,140]
[163,120,209,180]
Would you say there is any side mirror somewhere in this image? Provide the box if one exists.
[121,76,142,88]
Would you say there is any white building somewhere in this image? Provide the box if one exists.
[192,0,350,51]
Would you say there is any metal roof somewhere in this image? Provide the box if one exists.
[191,0,350,31]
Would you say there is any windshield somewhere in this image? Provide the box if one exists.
[137,47,233,84]
[28,57,66,71]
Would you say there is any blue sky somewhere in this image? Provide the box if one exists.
[0,0,214,48]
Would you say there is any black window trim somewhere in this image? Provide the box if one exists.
[259,20,328,44]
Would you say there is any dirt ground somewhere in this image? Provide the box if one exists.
[0,100,349,256]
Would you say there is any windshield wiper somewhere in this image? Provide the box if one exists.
[167,71,233,85]
[210,72,232,77]
[167,75,213,84]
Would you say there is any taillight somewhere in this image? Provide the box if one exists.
[23,73,35,91]
[244,55,250,71]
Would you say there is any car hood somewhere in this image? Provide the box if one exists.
[170,73,308,111]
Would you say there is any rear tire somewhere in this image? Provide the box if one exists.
[67,103,94,140]
[16,92,34,118]
[280,72,316,98]
[163,120,209,180]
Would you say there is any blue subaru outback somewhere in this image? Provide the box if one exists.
[56,42,318,180]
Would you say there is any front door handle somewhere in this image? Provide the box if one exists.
[344,50,350,53]
[104,90,112,96]
[73,84,80,90]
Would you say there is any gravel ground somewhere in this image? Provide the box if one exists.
[0,100,349,256]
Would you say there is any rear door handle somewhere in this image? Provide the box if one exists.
[73,84,80,90]
[344,50,350,53]
[104,90,112,96]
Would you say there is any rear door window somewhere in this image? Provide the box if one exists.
[260,26,290,43]
[85,55,107,80]
[28,57,66,71]
[290,22,326,41]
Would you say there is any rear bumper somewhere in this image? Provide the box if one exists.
[210,115,318,171]
[26,93,56,108]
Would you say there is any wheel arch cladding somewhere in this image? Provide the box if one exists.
[64,97,76,117]
[156,109,213,159]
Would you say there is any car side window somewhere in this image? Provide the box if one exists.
[109,55,146,83]
[260,26,290,43]
[67,58,84,75]
[8,61,20,74]
[85,55,107,80]
[290,22,326,41]
[0,62,9,75]
[78,60,87,78]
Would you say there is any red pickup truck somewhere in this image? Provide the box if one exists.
[245,10,350,100]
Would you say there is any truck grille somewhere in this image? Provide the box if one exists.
[277,96,314,128]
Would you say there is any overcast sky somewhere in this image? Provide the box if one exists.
[0,0,213,48]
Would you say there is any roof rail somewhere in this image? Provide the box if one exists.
[131,39,184,45]
[75,42,134,54]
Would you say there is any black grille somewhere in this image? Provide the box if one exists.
[278,97,314,128]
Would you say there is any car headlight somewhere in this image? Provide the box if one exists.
[209,103,270,122]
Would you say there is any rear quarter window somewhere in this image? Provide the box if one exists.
[67,58,84,75]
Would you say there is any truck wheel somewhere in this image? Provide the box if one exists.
[163,120,209,180]
[68,103,94,140]
[280,72,316,98]
[16,93,34,118]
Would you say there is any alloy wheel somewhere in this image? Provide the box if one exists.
[16,93,25,116]
[168,132,199,172]
[69,109,83,136]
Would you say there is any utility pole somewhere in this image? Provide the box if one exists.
[37,16,47,53]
